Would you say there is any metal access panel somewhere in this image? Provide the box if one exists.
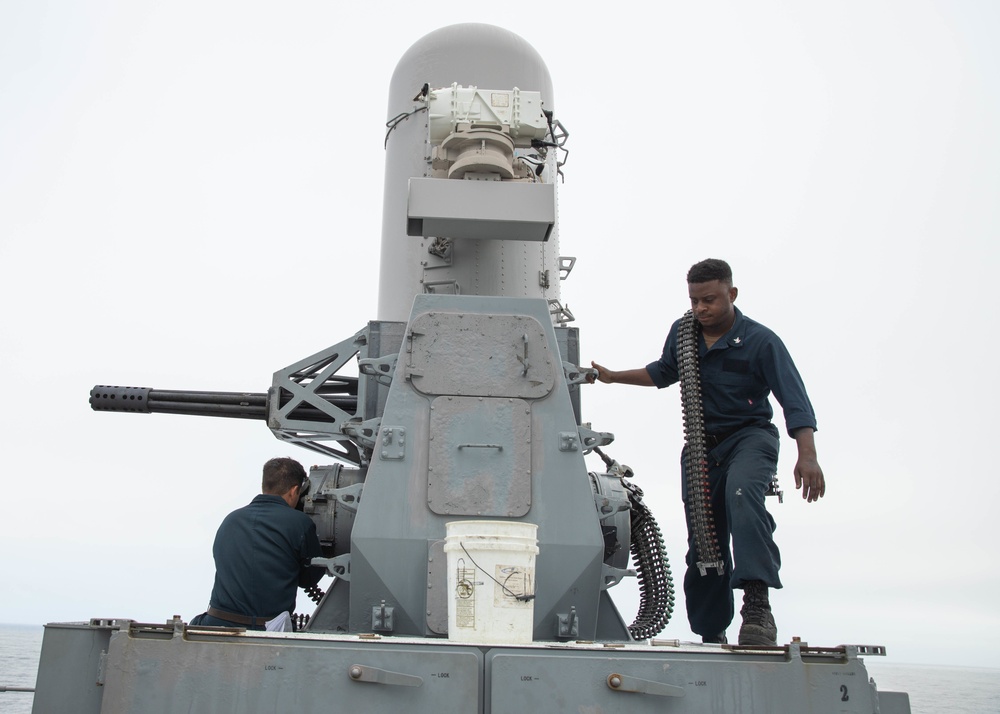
[486,648,882,714]
[427,396,531,516]
[96,626,483,714]
[406,178,555,242]
[407,311,554,398]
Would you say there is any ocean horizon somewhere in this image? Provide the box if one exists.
[2,623,997,713]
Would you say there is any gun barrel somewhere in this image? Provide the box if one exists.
[90,386,269,420]
[90,385,359,421]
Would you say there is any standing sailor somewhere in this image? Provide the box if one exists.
[590,258,825,645]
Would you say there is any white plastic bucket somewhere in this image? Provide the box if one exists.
[443,520,539,643]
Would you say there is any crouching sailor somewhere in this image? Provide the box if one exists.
[191,457,324,631]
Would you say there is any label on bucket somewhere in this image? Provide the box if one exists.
[454,563,480,628]
[492,565,534,608]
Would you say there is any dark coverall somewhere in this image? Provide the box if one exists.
[646,307,817,638]
[193,494,324,630]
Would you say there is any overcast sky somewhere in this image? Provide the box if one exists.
[1,1,998,670]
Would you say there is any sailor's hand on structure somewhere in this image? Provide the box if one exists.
[589,361,613,384]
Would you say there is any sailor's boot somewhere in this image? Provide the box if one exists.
[738,580,778,646]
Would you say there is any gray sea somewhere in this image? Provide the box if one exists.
[2,623,998,713]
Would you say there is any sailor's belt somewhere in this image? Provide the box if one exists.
[704,423,771,448]
[704,426,749,448]
[207,606,279,628]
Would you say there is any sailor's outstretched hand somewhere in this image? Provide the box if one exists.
[589,361,612,384]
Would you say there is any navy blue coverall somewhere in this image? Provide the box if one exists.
[646,307,817,638]
[194,494,324,630]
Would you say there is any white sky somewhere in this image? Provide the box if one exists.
[1,0,998,670]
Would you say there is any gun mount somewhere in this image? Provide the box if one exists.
[87,304,656,642]
[30,22,911,714]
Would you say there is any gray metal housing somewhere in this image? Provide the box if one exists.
[377,24,564,323]
[32,619,912,714]
[341,293,620,641]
